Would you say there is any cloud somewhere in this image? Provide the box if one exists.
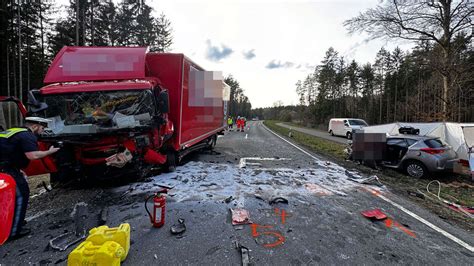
[205,40,234,62]
[242,49,256,60]
[266,60,294,69]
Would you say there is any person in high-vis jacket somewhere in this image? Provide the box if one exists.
[0,117,59,240]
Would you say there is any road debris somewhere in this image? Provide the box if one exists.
[361,209,387,220]
[224,196,234,203]
[269,197,289,205]
[234,241,250,266]
[170,218,186,235]
[49,232,85,251]
[41,181,52,192]
[231,208,251,225]
[98,207,108,226]
[407,190,425,199]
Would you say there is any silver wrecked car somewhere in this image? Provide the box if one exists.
[383,135,458,178]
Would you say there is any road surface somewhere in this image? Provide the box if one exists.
[0,121,473,264]
[276,122,348,144]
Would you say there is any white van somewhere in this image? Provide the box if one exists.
[328,118,368,139]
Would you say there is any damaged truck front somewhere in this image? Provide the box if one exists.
[28,46,226,182]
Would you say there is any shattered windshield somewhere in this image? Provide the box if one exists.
[42,90,155,133]
[349,120,367,126]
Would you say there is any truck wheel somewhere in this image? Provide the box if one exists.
[164,151,177,172]
[346,132,352,139]
[404,160,428,178]
[207,135,217,150]
[329,130,334,136]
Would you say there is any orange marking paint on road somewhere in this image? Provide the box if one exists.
[384,218,393,228]
[274,208,289,225]
[250,224,285,248]
[382,218,416,238]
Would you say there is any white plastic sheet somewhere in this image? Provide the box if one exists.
[364,122,474,160]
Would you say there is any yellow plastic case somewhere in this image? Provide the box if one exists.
[86,223,131,260]
[68,241,124,266]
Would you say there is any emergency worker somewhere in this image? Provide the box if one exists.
[227,116,233,130]
[0,117,60,240]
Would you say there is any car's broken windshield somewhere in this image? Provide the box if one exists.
[42,90,155,133]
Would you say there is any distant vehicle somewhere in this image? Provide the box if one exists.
[252,117,258,121]
[328,118,368,139]
[383,135,458,178]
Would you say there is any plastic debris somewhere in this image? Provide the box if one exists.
[105,148,133,168]
[170,219,186,235]
[361,209,387,220]
[231,208,251,225]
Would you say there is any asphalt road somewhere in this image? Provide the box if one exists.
[276,122,349,144]
[1,121,473,265]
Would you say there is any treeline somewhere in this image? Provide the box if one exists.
[0,0,173,102]
[225,75,252,118]
[254,0,473,126]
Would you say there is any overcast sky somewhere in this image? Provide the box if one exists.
[58,0,413,108]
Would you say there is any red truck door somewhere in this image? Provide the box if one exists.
[0,96,57,176]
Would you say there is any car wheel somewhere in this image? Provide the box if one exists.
[404,161,428,178]
[329,130,334,136]
[346,132,352,139]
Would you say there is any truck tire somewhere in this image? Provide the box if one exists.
[329,130,334,136]
[164,150,177,172]
[207,135,217,150]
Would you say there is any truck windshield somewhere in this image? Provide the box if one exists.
[348,120,367,126]
[42,90,155,133]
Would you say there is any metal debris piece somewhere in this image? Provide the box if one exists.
[49,232,84,251]
[154,254,158,260]
[231,208,251,225]
[74,203,88,238]
[41,181,52,192]
[269,197,288,205]
[224,196,234,203]
[407,190,425,199]
[170,218,186,235]
[234,241,250,266]
[361,209,387,220]
[99,207,108,226]
[234,225,244,230]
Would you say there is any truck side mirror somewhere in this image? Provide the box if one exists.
[27,90,48,113]
[157,90,169,114]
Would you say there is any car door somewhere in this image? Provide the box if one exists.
[0,96,57,176]
[386,138,409,164]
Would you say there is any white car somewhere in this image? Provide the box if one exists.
[328,118,368,139]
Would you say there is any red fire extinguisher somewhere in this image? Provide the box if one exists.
[145,189,168,228]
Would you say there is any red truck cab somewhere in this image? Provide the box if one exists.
[17,46,226,182]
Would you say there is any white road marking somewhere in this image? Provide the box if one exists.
[239,157,291,168]
[263,122,474,253]
[245,134,248,139]
[371,189,474,252]
[262,123,320,161]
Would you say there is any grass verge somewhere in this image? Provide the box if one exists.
[264,120,474,231]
